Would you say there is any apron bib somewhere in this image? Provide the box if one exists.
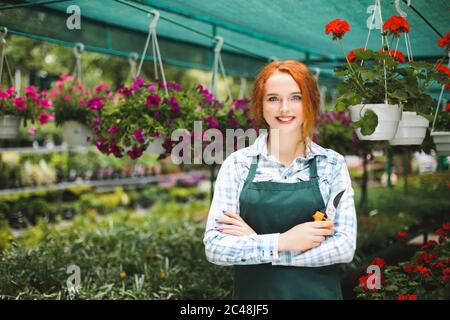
[233,155,342,300]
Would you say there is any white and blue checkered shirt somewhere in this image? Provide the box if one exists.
[203,131,357,267]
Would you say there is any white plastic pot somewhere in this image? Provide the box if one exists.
[0,115,20,139]
[62,120,90,147]
[431,131,450,156]
[349,104,402,141]
[389,111,429,146]
[145,136,165,155]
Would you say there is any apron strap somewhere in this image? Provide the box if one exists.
[244,155,259,184]
[309,156,318,179]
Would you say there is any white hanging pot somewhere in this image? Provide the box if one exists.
[0,115,20,139]
[349,104,402,141]
[431,131,450,156]
[389,111,429,146]
[145,136,165,155]
[62,120,90,147]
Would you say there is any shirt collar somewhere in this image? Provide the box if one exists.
[245,131,328,161]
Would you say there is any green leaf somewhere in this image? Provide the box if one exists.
[353,109,378,136]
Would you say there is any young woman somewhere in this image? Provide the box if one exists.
[203,60,357,300]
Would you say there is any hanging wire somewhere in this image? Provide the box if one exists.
[0,26,14,87]
[128,52,138,80]
[112,0,270,62]
[210,36,233,102]
[431,53,450,133]
[136,10,169,97]
[72,42,84,82]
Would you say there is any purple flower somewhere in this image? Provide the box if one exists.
[228,118,239,128]
[88,97,104,111]
[133,129,145,144]
[13,97,26,110]
[39,98,52,109]
[95,139,109,154]
[131,77,144,92]
[205,115,219,129]
[109,142,123,158]
[233,98,250,109]
[162,138,175,154]
[127,145,144,160]
[107,125,119,135]
[159,81,181,91]
[197,84,219,104]
[118,85,133,96]
[146,94,161,108]
[37,112,55,125]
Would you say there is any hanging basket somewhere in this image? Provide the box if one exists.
[431,131,450,156]
[0,115,20,140]
[349,104,402,141]
[62,120,90,147]
[389,111,429,146]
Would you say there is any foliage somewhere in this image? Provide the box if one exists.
[354,222,450,300]
[0,208,233,300]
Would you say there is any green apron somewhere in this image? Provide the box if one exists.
[233,154,343,300]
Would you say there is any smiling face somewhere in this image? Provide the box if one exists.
[262,71,304,135]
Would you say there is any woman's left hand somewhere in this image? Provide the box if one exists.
[216,211,256,236]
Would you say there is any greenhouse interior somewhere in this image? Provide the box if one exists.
[0,0,449,303]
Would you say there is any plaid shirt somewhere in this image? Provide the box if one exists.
[203,131,357,267]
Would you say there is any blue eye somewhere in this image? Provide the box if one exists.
[292,95,302,101]
[268,97,279,102]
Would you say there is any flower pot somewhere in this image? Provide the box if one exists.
[349,104,402,141]
[0,115,20,139]
[389,112,429,146]
[431,131,450,156]
[62,121,90,147]
[145,136,165,155]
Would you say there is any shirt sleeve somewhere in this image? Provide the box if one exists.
[203,153,281,266]
[272,155,357,267]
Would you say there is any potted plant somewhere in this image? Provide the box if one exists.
[325,16,447,141]
[430,104,450,156]
[0,85,22,139]
[48,74,104,147]
[90,77,253,160]
[388,60,445,146]
[0,85,55,139]
[429,33,450,155]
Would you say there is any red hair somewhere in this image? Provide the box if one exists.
[250,60,320,141]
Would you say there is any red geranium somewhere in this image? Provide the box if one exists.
[347,48,366,62]
[441,268,450,281]
[383,16,410,37]
[437,32,450,49]
[397,294,417,300]
[421,240,439,251]
[379,49,406,63]
[416,252,438,265]
[436,64,450,77]
[403,264,416,273]
[416,265,430,278]
[325,19,350,40]
[396,231,409,239]
[371,257,386,269]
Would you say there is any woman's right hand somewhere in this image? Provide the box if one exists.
[278,221,334,252]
